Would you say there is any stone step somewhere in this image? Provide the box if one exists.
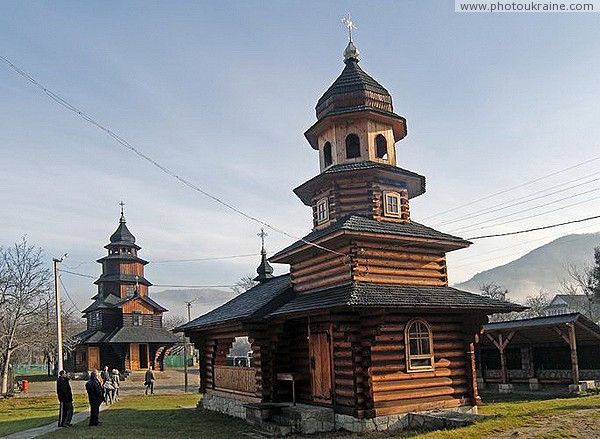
[270,414,300,427]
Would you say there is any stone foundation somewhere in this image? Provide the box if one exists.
[335,406,478,434]
[200,393,247,419]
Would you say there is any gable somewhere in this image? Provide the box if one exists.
[122,297,155,314]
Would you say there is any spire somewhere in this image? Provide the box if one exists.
[254,228,274,283]
[119,201,126,223]
[342,14,359,63]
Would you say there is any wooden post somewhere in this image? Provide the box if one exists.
[498,333,508,384]
[567,323,579,385]
[466,341,481,404]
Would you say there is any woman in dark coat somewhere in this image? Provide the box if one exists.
[85,369,104,426]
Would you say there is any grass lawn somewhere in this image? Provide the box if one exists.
[0,393,88,437]
[2,393,599,438]
[40,394,255,439]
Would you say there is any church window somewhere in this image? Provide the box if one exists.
[376,134,388,159]
[405,318,434,371]
[345,134,361,159]
[132,312,143,326]
[383,191,402,217]
[323,142,333,167]
[316,197,329,223]
[126,285,135,297]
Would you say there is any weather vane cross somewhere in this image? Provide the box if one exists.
[257,228,268,249]
[341,13,357,43]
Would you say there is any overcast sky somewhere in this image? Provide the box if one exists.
[2,1,600,318]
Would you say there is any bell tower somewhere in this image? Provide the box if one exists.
[271,30,470,294]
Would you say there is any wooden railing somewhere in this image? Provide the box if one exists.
[213,365,257,394]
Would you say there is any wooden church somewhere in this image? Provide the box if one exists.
[73,207,179,373]
[180,38,521,433]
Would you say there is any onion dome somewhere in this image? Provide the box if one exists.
[109,210,137,246]
[315,42,393,120]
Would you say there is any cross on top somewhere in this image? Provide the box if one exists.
[341,13,357,43]
[257,228,268,249]
[119,201,126,222]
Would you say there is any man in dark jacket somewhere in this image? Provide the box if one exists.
[56,370,73,427]
[144,366,155,395]
[85,369,104,426]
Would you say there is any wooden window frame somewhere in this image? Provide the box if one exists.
[383,191,402,217]
[132,312,143,326]
[405,318,435,372]
[316,197,329,224]
[345,134,361,159]
[323,141,333,167]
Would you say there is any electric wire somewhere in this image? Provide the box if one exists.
[422,154,600,221]
[0,54,346,259]
[466,214,600,240]
[449,187,600,234]
[433,172,600,228]
[58,274,83,313]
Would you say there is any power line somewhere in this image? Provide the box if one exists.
[449,187,600,234]
[58,274,83,313]
[0,54,346,260]
[422,155,600,221]
[61,269,96,279]
[466,214,600,240]
[433,172,600,228]
[151,253,259,263]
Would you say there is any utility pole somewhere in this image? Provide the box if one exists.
[53,254,67,374]
[183,301,194,392]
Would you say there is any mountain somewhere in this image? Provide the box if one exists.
[150,288,237,320]
[453,232,600,303]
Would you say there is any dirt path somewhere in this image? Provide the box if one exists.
[485,408,600,438]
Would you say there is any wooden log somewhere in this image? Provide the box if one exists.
[353,274,447,287]
[375,396,462,416]
[294,273,352,292]
[373,376,467,392]
[373,385,468,403]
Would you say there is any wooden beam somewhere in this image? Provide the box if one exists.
[567,323,579,385]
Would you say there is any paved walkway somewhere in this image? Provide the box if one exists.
[3,369,200,438]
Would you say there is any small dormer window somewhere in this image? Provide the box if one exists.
[345,134,360,159]
[376,134,388,159]
[316,197,329,223]
[323,142,333,167]
[132,312,143,326]
[383,191,402,217]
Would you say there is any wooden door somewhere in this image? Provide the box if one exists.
[139,344,149,369]
[130,343,140,370]
[88,346,100,371]
[309,332,332,403]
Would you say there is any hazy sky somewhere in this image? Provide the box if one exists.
[2,1,600,318]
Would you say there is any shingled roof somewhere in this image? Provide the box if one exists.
[74,326,179,344]
[268,282,524,317]
[177,274,293,331]
[316,57,393,119]
[270,215,470,262]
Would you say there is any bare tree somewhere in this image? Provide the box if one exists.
[163,314,186,330]
[520,290,550,318]
[479,282,509,301]
[0,237,52,394]
[560,246,600,322]
[232,275,258,295]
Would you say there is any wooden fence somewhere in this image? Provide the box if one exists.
[213,365,257,394]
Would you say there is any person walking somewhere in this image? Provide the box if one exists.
[100,366,110,403]
[56,370,73,427]
[144,366,155,395]
[85,369,104,426]
[111,369,121,401]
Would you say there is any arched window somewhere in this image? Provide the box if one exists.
[323,142,333,167]
[345,134,361,159]
[376,134,388,159]
[405,318,434,371]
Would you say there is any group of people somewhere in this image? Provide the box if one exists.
[56,365,157,427]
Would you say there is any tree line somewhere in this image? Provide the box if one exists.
[0,237,84,395]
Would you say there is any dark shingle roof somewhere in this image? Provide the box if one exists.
[107,326,180,343]
[82,294,122,314]
[316,59,392,119]
[270,215,470,261]
[268,282,524,317]
[178,274,292,331]
[94,274,152,286]
[74,326,179,344]
[483,313,596,331]
[109,220,136,246]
